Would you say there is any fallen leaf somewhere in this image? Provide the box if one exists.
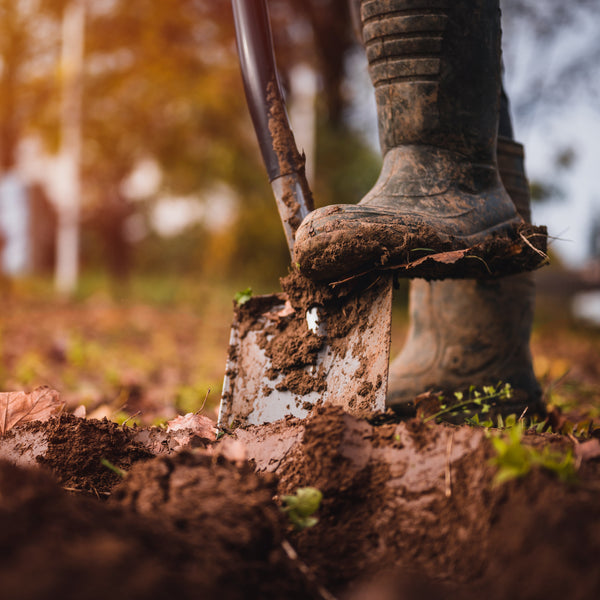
[276,300,295,318]
[72,405,87,419]
[409,249,469,268]
[167,412,217,441]
[0,387,64,436]
[576,438,600,462]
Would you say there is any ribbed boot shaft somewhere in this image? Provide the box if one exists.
[361,0,501,162]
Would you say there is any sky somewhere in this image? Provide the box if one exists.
[501,5,600,268]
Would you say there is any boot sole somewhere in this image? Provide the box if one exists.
[294,207,547,282]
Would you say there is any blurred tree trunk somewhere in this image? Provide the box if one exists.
[54,0,84,295]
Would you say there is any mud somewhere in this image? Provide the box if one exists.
[6,415,154,496]
[0,454,323,600]
[266,79,307,182]
[230,270,385,398]
[0,407,599,599]
[237,406,600,598]
[0,407,600,600]
[266,78,314,235]
[297,219,548,284]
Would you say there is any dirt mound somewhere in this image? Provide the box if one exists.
[0,407,598,599]
[4,414,155,495]
[236,406,600,598]
[111,451,324,598]
[0,454,324,600]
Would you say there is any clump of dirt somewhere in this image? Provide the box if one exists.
[229,269,386,399]
[237,406,600,598]
[0,453,324,600]
[295,216,548,283]
[23,414,154,495]
[111,451,325,599]
[0,459,194,600]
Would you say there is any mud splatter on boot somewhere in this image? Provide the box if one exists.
[387,137,544,419]
[294,0,547,282]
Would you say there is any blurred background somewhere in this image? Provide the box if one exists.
[0,0,599,423]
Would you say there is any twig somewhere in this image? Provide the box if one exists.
[281,539,338,600]
[445,431,454,498]
[198,388,211,413]
[63,486,110,496]
[519,232,550,263]
[122,411,141,426]
[568,433,583,470]
[518,406,529,422]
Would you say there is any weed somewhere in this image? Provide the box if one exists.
[100,458,127,478]
[423,383,512,423]
[489,420,576,486]
[281,487,323,530]
[234,287,253,306]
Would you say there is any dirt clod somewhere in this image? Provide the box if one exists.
[0,408,599,600]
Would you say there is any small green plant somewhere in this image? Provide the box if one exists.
[100,458,127,478]
[489,420,576,486]
[423,383,512,423]
[281,487,323,530]
[234,287,253,305]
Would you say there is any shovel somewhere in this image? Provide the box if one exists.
[217,0,393,428]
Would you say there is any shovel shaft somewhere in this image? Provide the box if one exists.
[232,0,313,253]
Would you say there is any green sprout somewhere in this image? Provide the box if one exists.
[100,458,127,478]
[489,420,576,486]
[281,487,323,530]
[423,383,513,423]
[234,287,253,306]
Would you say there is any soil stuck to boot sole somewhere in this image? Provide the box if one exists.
[296,215,547,283]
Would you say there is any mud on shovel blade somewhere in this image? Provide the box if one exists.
[218,0,393,427]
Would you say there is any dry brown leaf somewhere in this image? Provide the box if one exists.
[276,300,295,318]
[167,412,217,441]
[0,387,64,436]
[410,248,469,268]
[575,438,600,462]
[72,405,87,419]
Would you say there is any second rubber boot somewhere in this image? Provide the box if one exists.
[294,0,547,283]
[387,135,544,418]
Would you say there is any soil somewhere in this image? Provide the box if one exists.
[296,218,548,283]
[0,453,322,600]
[1,406,599,600]
[222,270,391,423]
[16,414,154,496]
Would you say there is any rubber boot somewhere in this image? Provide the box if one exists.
[293,0,546,282]
[387,134,544,418]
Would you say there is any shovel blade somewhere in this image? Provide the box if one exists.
[218,276,393,427]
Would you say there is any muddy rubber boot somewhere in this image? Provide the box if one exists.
[293,0,547,282]
[387,134,544,419]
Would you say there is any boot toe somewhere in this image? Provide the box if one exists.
[293,204,546,282]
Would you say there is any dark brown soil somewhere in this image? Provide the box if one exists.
[1,407,599,600]
[298,220,548,283]
[0,452,323,600]
[246,407,600,599]
[10,414,155,496]
[233,269,387,397]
